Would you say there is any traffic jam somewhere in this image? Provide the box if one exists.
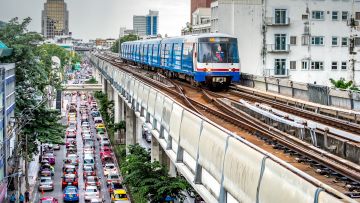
[37,66,129,203]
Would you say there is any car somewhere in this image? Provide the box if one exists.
[62,174,79,189]
[42,154,55,165]
[91,111,100,117]
[40,197,59,203]
[63,164,77,175]
[96,124,105,129]
[96,132,106,141]
[52,144,61,150]
[111,189,129,201]
[84,155,96,169]
[39,164,54,177]
[83,134,93,141]
[99,141,111,149]
[83,147,95,155]
[106,173,121,185]
[85,176,101,188]
[103,163,117,176]
[66,128,77,138]
[81,129,91,135]
[38,176,54,191]
[101,154,114,165]
[89,197,103,203]
[99,138,110,146]
[66,138,77,148]
[108,181,123,194]
[63,186,79,202]
[82,121,90,128]
[100,146,113,157]
[84,185,100,201]
[83,165,96,178]
[64,154,79,166]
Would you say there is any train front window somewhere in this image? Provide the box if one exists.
[198,37,239,63]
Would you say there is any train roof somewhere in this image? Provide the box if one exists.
[121,33,236,45]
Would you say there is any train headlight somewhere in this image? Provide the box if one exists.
[228,68,232,72]
[206,68,211,72]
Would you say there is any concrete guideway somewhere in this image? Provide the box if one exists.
[90,54,356,203]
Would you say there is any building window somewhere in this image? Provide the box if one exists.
[332,11,339,20]
[290,61,296,69]
[331,62,338,70]
[342,11,348,20]
[341,37,348,46]
[275,59,286,75]
[356,12,360,20]
[302,14,308,20]
[275,34,287,50]
[301,35,309,45]
[355,37,360,47]
[311,61,324,70]
[341,61,347,70]
[311,36,324,45]
[302,61,309,70]
[290,36,297,45]
[274,9,287,24]
[312,11,324,20]
[332,37,338,46]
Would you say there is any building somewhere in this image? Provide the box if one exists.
[133,10,159,37]
[211,0,360,86]
[119,27,136,38]
[182,8,211,35]
[191,0,211,23]
[41,0,69,39]
[0,41,15,203]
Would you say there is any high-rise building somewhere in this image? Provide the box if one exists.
[133,15,147,36]
[133,10,159,37]
[191,0,211,23]
[41,0,69,39]
[211,0,360,86]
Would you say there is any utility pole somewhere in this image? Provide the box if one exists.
[24,133,29,191]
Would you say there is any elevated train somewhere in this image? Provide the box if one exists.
[120,33,240,87]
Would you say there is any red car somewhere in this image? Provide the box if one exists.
[65,138,76,148]
[100,146,113,157]
[40,196,59,203]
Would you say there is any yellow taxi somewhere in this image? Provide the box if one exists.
[96,123,105,129]
[111,189,129,202]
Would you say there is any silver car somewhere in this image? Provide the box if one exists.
[38,176,54,191]
[84,185,100,201]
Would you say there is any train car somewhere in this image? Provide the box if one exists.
[121,33,240,87]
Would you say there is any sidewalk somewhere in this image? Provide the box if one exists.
[20,151,40,201]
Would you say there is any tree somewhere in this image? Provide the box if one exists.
[121,145,190,202]
[330,78,359,91]
[0,17,66,191]
[111,34,138,53]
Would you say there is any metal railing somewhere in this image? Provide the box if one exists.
[266,44,290,53]
[266,17,290,25]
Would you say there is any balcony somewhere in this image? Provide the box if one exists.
[266,44,290,53]
[264,68,290,78]
[265,17,290,26]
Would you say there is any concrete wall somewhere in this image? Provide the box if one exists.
[240,73,360,110]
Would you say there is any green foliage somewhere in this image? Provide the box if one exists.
[94,91,114,131]
[0,17,65,157]
[84,77,98,84]
[111,34,138,53]
[121,144,189,202]
[330,78,359,91]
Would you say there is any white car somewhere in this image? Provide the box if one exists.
[84,185,100,201]
[103,163,118,176]
[82,122,90,128]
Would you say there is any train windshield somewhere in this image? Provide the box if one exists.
[198,37,239,63]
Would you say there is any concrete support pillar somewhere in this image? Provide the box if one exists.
[107,81,113,101]
[125,105,136,154]
[135,117,143,144]
[151,135,160,162]
[120,100,125,121]
[102,78,107,93]
[169,160,177,177]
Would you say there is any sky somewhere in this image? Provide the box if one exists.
[0,0,190,41]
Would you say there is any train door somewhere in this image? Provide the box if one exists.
[161,44,166,67]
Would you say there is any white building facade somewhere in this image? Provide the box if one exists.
[211,0,360,86]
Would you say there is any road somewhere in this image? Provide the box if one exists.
[33,94,111,202]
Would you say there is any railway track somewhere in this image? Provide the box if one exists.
[228,87,360,135]
[95,53,360,198]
